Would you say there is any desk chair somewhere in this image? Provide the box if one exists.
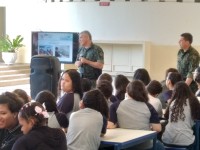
[164,120,200,150]
[193,120,200,150]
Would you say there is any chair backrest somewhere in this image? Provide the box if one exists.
[193,120,200,150]
[164,120,200,150]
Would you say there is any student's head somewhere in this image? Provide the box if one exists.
[172,81,192,100]
[133,68,151,86]
[79,30,92,47]
[195,73,200,85]
[97,73,113,84]
[35,91,69,129]
[126,80,148,103]
[166,72,182,89]
[13,89,31,104]
[0,92,23,130]
[81,78,92,93]
[96,80,113,100]
[146,80,162,96]
[81,89,109,118]
[179,33,193,49]
[114,74,130,101]
[59,69,83,98]
[193,67,200,80]
[164,68,178,79]
[18,102,49,134]
[35,90,58,113]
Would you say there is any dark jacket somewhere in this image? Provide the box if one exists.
[0,124,22,150]
[12,126,67,150]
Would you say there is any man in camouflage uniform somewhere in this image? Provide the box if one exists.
[177,33,200,93]
[75,30,104,88]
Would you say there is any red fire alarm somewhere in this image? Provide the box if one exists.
[99,2,110,6]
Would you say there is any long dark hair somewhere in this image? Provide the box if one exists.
[126,80,148,103]
[35,90,58,113]
[165,81,200,122]
[57,69,83,98]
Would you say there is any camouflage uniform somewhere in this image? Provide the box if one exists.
[76,43,104,81]
[177,46,200,93]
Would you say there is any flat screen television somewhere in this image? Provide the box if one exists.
[31,31,79,64]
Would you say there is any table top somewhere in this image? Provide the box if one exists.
[101,128,157,143]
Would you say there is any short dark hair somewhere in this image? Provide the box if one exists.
[147,80,162,95]
[181,33,193,44]
[195,73,200,83]
[81,78,92,93]
[97,73,113,83]
[96,80,113,99]
[165,68,178,79]
[13,89,30,104]
[167,72,183,86]
[82,89,109,118]
[0,92,23,113]
[114,74,130,101]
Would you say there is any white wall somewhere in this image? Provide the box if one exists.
[2,1,200,80]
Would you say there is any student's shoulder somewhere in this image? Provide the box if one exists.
[92,43,103,52]
[14,133,30,146]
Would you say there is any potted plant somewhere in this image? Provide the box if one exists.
[0,34,24,64]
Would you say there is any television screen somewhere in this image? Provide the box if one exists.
[31,31,79,64]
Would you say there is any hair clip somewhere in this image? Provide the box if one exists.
[35,106,49,118]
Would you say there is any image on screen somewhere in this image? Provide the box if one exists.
[31,31,79,64]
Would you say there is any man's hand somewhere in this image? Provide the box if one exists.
[80,57,88,64]
[79,57,104,69]
[75,60,82,67]
[185,77,193,86]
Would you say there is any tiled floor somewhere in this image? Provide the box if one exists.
[0,84,30,96]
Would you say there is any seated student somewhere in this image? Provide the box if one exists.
[13,89,31,104]
[97,73,118,103]
[12,102,67,150]
[109,80,164,149]
[133,68,151,86]
[81,78,92,94]
[146,80,163,118]
[157,68,178,109]
[107,74,130,129]
[0,92,23,150]
[193,66,200,80]
[114,74,130,101]
[162,81,200,149]
[195,73,200,97]
[67,89,109,150]
[57,69,83,119]
[164,72,182,104]
[96,73,113,84]
[96,80,113,108]
[35,90,69,132]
